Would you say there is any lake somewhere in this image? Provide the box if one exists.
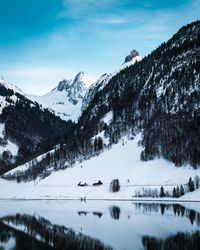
[0,200,200,250]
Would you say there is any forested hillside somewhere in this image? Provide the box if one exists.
[2,20,200,181]
[0,83,74,175]
[79,20,200,167]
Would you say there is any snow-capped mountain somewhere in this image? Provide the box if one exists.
[1,19,200,200]
[81,50,142,112]
[29,71,94,121]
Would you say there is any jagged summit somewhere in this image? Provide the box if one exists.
[73,71,94,88]
[124,49,139,63]
[29,71,94,121]
[52,71,93,94]
[74,71,85,82]
[50,71,93,104]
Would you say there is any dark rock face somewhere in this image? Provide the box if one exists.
[57,79,72,92]
[124,50,139,63]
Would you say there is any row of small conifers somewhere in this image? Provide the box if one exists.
[134,176,200,198]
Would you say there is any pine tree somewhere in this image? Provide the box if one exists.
[160,186,165,197]
[97,137,103,151]
[180,185,185,196]
[195,175,200,189]
[110,179,120,192]
[172,187,177,198]
[94,137,98,152]
[188,177,195,192]
[176,186,180,197]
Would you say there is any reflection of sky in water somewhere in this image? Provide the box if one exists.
[0,201,200,250]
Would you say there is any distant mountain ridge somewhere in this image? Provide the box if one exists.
[29,52,142,122]
[29,71,94,121]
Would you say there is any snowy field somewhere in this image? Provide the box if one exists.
[1,134,200,200]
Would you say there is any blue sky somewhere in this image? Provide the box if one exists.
[0,0,200,94]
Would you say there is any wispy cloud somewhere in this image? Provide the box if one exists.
[93,16,129,25]
[59,0,119,19]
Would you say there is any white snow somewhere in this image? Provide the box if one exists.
[77,71,94,88]
[0,76,24,95]
[29,91,82,122]
[0,96,7,115]
[0,123,5,137]
[180,188,200,200]
[0,140,19,156]
[0,123,19,157]
[0,236,16,250]
[101,111,113,124]
[1,134,200,200]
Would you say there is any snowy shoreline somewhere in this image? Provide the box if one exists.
[0,198,200,202]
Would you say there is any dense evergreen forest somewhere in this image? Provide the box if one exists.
[1,20,200,181]
[0,86,75,175]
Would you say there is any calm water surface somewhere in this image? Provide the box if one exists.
[0,200,200,250]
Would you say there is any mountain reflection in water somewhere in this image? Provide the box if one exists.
[0,201,200,250]
[0,213,112,250]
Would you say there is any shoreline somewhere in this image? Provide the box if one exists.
[0,198,200,202]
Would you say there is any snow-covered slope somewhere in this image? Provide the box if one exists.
[1,133,200,199]
[81,50,142,112]
[29,72,94,121]
[0,76,24,95]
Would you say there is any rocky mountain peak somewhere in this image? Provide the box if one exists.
[72,71,93,88]
[74,71,85,82]
[68,72,89,104]
[47,72,93,107]
[124,50,139,63]
[57,79,73,92]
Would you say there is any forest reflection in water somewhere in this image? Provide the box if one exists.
[0,201,200,250]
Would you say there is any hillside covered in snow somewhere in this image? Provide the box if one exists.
[1,20,200,201]
[1,133,200,200]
